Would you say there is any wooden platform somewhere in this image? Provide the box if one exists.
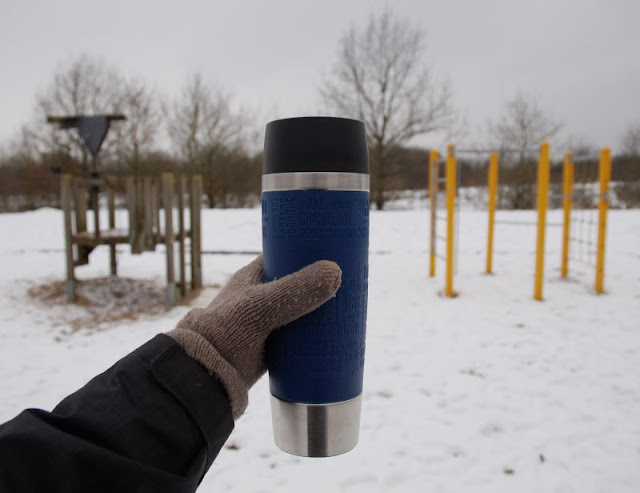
[73,229,192,247]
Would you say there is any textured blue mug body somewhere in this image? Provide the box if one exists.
[261,117,369,457]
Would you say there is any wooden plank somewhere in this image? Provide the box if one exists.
[143,177,154,251]
[190,175,203,289]
[177,175,188,297]
[150,179,159,248]
[196,175,203,288]
[126,177,137,250]
[73,180,87,233]
[135,178,145,253]
[61,175,76,302]
[73,233,130,246]
[108,185,117,275]
[73,179,91,266]
[162,173,176,306]
[91,182,100,239]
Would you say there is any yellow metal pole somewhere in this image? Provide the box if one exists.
[445,144,456,297]
[595,147,611,294]
[534,142,550,301]
[486,152,499,274]
[428,150,439,277]
[561,151,574,278]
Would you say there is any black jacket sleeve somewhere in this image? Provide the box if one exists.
[0,334,234,493]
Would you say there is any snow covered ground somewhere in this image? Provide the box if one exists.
[1,204,639,492]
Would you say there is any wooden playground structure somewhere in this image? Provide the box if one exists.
[60,173,203,306]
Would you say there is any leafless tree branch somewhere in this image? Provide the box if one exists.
[320,9,455,209]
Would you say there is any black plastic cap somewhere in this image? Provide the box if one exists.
[263,117,369,175]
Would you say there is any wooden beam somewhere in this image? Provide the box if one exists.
[190,175,203,289]
[162,173,177,306]
[126,177,137,251]
[108,185,117,275]
[177,175,188,297]
[151,179,159,248]
[61,175,76,302]
[134,178,145,253]
[143,177,154,251]
[73,180,87,233]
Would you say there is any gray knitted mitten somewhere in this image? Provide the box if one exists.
[168,256,342,420]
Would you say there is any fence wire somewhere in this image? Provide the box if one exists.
[428,159,460,275]
[568,159,599,267]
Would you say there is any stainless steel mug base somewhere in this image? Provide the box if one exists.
[270,394,362,457]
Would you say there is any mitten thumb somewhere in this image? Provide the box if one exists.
[247,260,342,335]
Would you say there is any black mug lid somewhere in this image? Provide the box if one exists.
[263,117,369,175]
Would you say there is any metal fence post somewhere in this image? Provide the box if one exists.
[534,142,550,301]
[445,144,456,297]
[486,152,499,274]
[561,152,574,278]
[595,148,611,294]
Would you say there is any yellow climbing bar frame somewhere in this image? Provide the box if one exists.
[595,147,611,294]
[560,147,611,294]
[534,142,550,301]
[445,144,456,297]
[485,152,499,274]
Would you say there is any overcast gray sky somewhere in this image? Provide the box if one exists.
[1,0,638,152]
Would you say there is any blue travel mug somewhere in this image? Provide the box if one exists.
[262,117,369,457]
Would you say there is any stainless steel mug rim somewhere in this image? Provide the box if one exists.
[262,172,370,192]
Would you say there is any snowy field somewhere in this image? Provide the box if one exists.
[1,204,639,492]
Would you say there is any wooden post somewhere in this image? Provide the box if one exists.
[595,148,611,294]
[151,179,160,247]
[74,178,91,266]
[163,173,177,306]
[428,150,438,278]
[91,178,100,240]
[190,175,203,289]
[126,177,137,251]
[143,177,154,251]
[445,144,456,297]
[73,180,87,233]
[135,178,145,253]
[486,152,499,274]
[177,175,188,297]
[61,175,76,302]
[534,142,550,301]
[561,152,574,278]
[108,184,117,276]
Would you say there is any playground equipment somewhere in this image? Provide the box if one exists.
[560,148,611,293]
[50,113,205,307]
[60,173,203,306]
[533,142,551,301]
[427,144,458,297]
[435,142,612,300]
[454,144,553,299]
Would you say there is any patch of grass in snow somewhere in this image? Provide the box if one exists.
[26,277,197,335]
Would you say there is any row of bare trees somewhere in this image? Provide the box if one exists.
[1,9,638,212]
[0,55,259,211]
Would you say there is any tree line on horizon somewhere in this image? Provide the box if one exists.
[1,10,638,212]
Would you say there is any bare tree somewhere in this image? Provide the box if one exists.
[621,122,640,157]
[488,92,561,161]
[0,126,59,211]
[321,9,455,209]
[112,78,161,174]
[167,73,247,207]
[488,92,561,209]
[34,55,125,169]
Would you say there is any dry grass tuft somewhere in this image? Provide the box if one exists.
[27,277,173,334]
